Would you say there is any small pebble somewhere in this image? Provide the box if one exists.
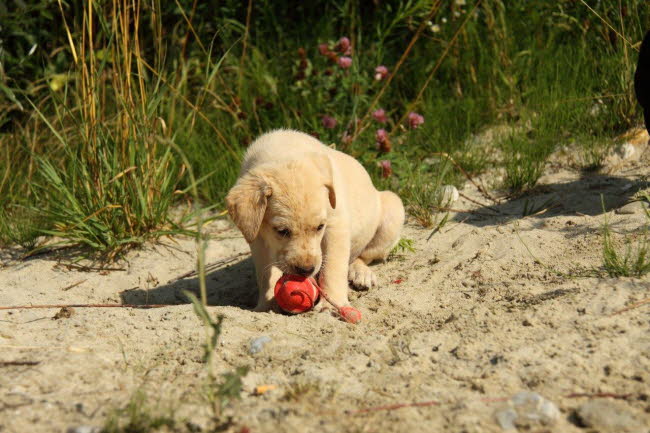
[495,407,518,430]
[576,400,643,433]
[617,142,636,159]
[249,336,272,354]
[66,426,100,433]
[439,185,460,205]
[615,201,648,215]
[494,391,559,431]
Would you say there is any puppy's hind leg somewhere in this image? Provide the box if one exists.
[349,191,405,290]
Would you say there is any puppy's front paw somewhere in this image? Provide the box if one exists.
[253,299,273,312]
[314,296,351,320]
[348,260,377,291]
[314,297,336,313]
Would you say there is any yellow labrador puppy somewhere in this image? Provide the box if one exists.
[226,129,404,312]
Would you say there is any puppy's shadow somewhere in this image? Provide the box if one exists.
[119,256,257,308]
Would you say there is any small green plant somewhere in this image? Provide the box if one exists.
[501,133,549,193]
[32,135,182,259]
[184,292,248,419]
[601,221,650,278]
[0,205,43,250]
[281,381,322,402]
[390,237,415,257]
[208,366,250,412]
[185,292,224,365]
[426,212,450,241]
[402,185,437,227]
[600,194,650,277]
[522,197,557,218]
[579,138,613,172]
[103,390,177,433]
[397,159,453,228]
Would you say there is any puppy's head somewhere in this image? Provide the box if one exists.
[226,154,336,277]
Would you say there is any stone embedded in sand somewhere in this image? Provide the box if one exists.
[439,185,460,205]
[575,400,643,433]
[494,391,560,431]
[495,407,518,430]
[66,426,100,433]
[249,336,272,354]
[617,142,636,159]
[615,201,649,215]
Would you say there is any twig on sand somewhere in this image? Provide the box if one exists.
[444,216,470,234]
[433,206,499,217]
[0,304,172,311]
[58,263,126,272]
[608,297,650,316]
[458,192,503,214]
[20,245,74,260]
[0,361,40,367]
[61,279,87,291]
[347,400,440,415]
[168,251,250,282]
[564,392,633,400]
[348,392,635,415]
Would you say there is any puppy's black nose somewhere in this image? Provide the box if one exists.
[295,266,315,276]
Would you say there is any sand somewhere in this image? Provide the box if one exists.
[1,132,649,433]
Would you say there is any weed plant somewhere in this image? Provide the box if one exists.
[601,196,650,277]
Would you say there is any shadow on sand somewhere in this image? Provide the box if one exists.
[119,254,257,309]
[452,173,648,228]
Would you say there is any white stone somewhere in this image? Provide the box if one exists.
[576,400,643,433]
[617,142,636,159]
[494,391,560,431]
[439,185,459,205]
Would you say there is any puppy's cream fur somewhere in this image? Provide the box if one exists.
[226,130,404,311]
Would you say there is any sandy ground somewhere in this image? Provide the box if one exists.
[1,132,650,433]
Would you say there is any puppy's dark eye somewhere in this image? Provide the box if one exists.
[276,228,291,238]
[316,224,325,231]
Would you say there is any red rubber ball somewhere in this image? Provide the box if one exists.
[274,274,319,314]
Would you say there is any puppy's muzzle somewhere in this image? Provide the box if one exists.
[293,265,315,277]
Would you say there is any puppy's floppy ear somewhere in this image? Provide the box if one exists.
[309,154,336,209]
[225,173,272,243]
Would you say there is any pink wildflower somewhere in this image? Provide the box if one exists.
[338,56,353,69]
[318,43,330,56]
[374,65,389,81]
[372,108,388,123]
[375,128,391,153]
[407,112,425,129]
[322,115,337,129]
[337,37,351,54]
[379,160,392,178]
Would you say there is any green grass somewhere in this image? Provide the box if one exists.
[602,226,650,278]
[103,390,177,433]
[389,237,416,258]
[602,213,650,278]
[0,0,648,256]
